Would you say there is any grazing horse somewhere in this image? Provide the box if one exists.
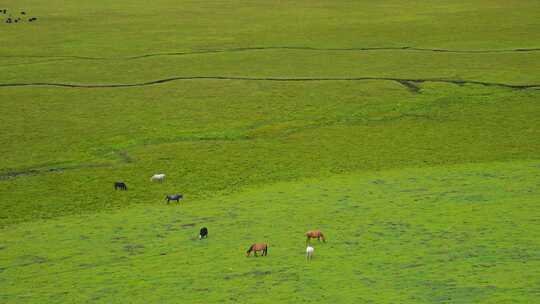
[166,194,183,204]
[114,181,127,191]
[246,243,268,257]
[199,227,208,239]
[306,245,314,260]
[150,173,165,183]
[305,230,326,243]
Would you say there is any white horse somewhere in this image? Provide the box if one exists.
[150,173,165,183]
[306,245,314,260]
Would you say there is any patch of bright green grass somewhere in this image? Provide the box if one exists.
[1,161,539,303]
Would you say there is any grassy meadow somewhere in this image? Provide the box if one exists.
[1,0,539,303]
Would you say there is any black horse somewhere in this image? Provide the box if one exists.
[166,194,183,204]
[114,181,128,191]
[199,227,208,239]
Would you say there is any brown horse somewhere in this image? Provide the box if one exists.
[306,230,326,243]
[246,243,268,257]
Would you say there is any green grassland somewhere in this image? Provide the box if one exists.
[1,0,539,302]
[1,162,539,303]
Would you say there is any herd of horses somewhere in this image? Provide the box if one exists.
[114,174,327,259]
[115,174,183,204]
[245,231,325,258]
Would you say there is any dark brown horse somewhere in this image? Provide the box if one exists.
[246,243,268,257]
[306,230,326,243]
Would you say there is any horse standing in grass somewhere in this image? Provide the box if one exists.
[246,243,268,257]
[114,181,127,191]
[306,245,314,260]
[166,194,183,204]
[150,174,165,183]
[305,230,326,244]
[199,227,208,239]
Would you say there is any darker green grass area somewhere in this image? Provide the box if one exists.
[1,81,539,226]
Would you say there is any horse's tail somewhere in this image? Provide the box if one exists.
[321,232,326,242]
[264,245,268,255]
[246,245,253,254]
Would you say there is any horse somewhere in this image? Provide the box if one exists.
[114,181,128,191]
[306,245,314,260]
[199,227,208,239]
[150,173,165,183]
[166,194,183,204]
[305,230,326,244]
[246,243,268,257]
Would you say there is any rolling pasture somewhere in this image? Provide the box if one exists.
[1,0,540,303]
